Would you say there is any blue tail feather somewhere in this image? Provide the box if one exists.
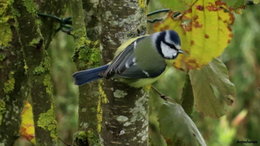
[73,65,109,85]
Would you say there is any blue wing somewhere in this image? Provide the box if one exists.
[103,36,166,79]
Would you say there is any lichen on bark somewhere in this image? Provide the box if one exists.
[37,107,57,139]
[9,0,68,144]
[71,0,104,145]
[72,35,101,69]
[3,71,15,94]
[22,0,37,14]
[0,0,13,46]
[100,0,148,145]
[0,0,28,145]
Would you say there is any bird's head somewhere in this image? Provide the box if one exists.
[153,30,183,59]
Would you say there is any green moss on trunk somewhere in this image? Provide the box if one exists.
[10,0,67,144]
[0,0,13,46]
[71,0,103,145]
[1,0,68,145]
[0,0,27,145]
[37,107,57,139]
[3,71,15,94]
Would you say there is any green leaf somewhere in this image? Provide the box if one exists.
[189,58,235,118]
[223,0,245,8]
[159,102,207,146]
[154,0,235,70]
[149,120,167,146]
[181,75,194,116]
[159,0,195,11]
[149,89,168,146]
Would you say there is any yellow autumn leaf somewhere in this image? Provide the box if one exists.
[20,101,35,144]
[153,0,234,70]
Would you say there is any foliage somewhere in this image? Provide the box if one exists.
[19,101,35,144]
[160,0,195,12]
[159,102,206,146]
[223,0,245,8]
[148,0,259,145]
[189,59,235,118]
[222,5,260,144]
[154,0,235,70]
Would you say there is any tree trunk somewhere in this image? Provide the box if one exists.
[13,1,55,145]
[100,0,148,145]
[1,0,67,145]
[0,1,27,145]
[71,0,102,145]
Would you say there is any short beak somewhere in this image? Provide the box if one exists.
[178,49,184,54]
[178,49,188,55]
[178,49,184,53]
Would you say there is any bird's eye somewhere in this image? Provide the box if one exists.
[169,44,177,50]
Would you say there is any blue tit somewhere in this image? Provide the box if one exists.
[73,30,183,88]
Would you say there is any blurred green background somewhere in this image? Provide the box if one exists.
[48,4,260,146]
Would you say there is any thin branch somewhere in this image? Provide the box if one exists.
[151,86,178,103]
[147,9,170,17]
[151,86,169,101]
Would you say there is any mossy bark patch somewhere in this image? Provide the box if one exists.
[71,1,103,145]
[37,107,57,139]
[43,74,54,96]
[22,0,37,14]
[33,53,50,75]
[0,0,13,46]
[0,23,12,46]
[74,130,102,146]
[3,71,15,94]
[73,36,101,69]
[11,0,65,144]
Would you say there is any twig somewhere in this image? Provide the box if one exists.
[151,86,169,101]
[37,13,73,36]
[147,18,164,23]
[147,9,170,17]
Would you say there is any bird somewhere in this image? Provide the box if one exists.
[72,30,183,88]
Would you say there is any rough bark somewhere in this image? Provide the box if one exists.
[0,1,27,145]
[13,1,54,145]
[0,0,67,145]
[71,0,102,145]
[100,0,148,145]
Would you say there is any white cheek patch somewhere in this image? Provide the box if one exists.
[161,42,177,58]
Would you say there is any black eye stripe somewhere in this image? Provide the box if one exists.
[155,31,179,59]
[162,41,177,50]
